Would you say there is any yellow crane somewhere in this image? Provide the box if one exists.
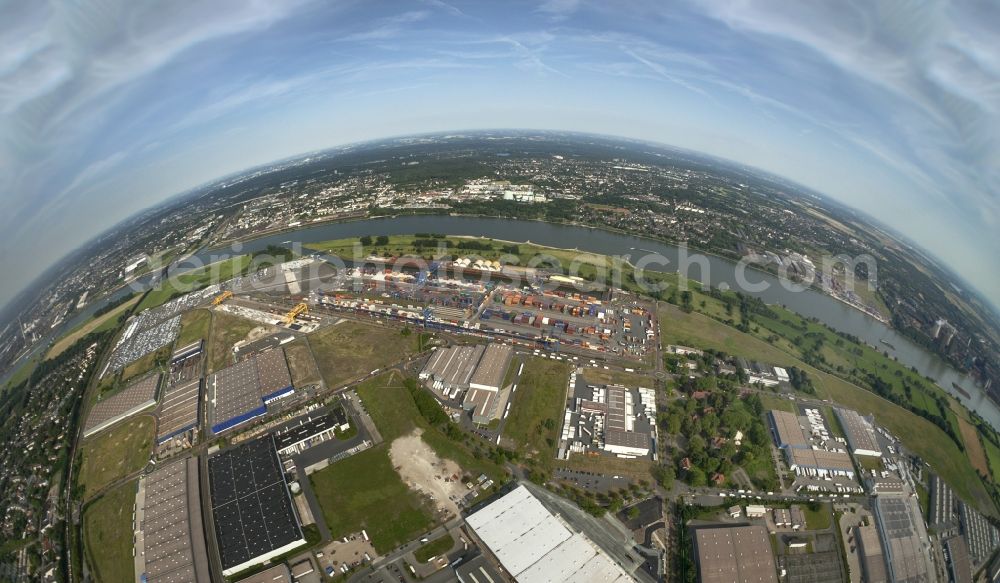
[283,302,309,325]
[212,290,233,305]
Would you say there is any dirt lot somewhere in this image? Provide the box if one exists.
[389,429,466,518]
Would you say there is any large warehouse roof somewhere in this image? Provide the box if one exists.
[695,525,778,583]
[768,410,808,449]
[466,485,633,583]
[84,373,160,437]
[834,408,882,456]
[469,343,513,390]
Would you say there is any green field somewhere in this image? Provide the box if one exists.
[206,311,263,373]
[355,373,505,482]
[310,446,433,554]
[802,503,832,530]
[121,345,171,383]
[137,255,251,312]
[502,357,572,473]
[284,339,322,387]
[310,321,424,389]
[175,309,212,347]
[757,393,795,413]
[83,480,136,583]
[413,534,454,563]
[657,302,997,517]
[78,415,154,499]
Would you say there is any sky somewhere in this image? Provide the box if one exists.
[1,0,998,310]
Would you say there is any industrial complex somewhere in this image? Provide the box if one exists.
[693,525,777,583]
[207,435,306,576]
[135,457,211,583]
[466,485,635,582]
[208,348,294,434]
[83,373,161,438]
[420,343,514,424]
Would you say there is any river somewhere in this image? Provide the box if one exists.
[12,215,998,428]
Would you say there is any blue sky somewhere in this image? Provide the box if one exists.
[1,0,998,309]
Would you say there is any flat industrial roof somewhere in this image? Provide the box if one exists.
[694,525,778,583]
[234,564,291,583]
[875,496,931,583]
[210,358,261,430]
[466,485,633,583]
[605,429,649,450]
[84,373,160,436]
[855,525,887,583]
[768,410,808,449]
[273,411,341,451]
[253,348,292,398]
[786,448,854,471]
[208,436,304,574]
[835,408,881,455]
[157,379,201,442]
[469,344,513,390]
[140,457,210,583]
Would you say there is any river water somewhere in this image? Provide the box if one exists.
[14,215,998,428]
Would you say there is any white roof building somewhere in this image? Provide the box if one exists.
[466,485,634,583]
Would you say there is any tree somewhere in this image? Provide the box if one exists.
[687,467,706,487]
[375,235,390,246]
[359,235,373,246]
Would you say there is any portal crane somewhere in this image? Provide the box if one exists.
[212,290,233,305]
[283,302,309,325]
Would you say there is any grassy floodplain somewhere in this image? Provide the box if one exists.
[206,311,262,373]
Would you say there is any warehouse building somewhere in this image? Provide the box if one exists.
[783,448,855,478]
[468,343,514,391]
[171,340,203,364]
[273,408,349,457]
[958,501,1000,567]
[209,349,294,434]
[834,408,882,457]
[156,378,202,444]
[208,436,305,576]
[234,564,291,583]
[873,496,933,583]
[83,373,161,437]
[928,475,956,530]
[768,410,809,449]
[855,525,888,583]
[421,345,485,394]
[135,457,210,583]
[693,525,778,583]
[466,485,634,582]
[944,536,972,583]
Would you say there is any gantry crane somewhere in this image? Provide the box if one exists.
[212,290,233,305]
[283,302,309,325]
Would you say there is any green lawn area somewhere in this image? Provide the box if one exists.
[310,446,433,554]
[137,255,251,312]
[284,339,322,387]
[355,373,506,483]
[121,345,170,382]
[310,321,424,388]
[78,415,154,499]
[757,393,795,413]
[915,482,930,520]
[206,311,263,373]
[83,479,136,583]
[822,406,846,439]
[658,302,997,518]
[801,503,832,530]
[175,309,212,347]
[501,357,571,473]
[413,534,454,563]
